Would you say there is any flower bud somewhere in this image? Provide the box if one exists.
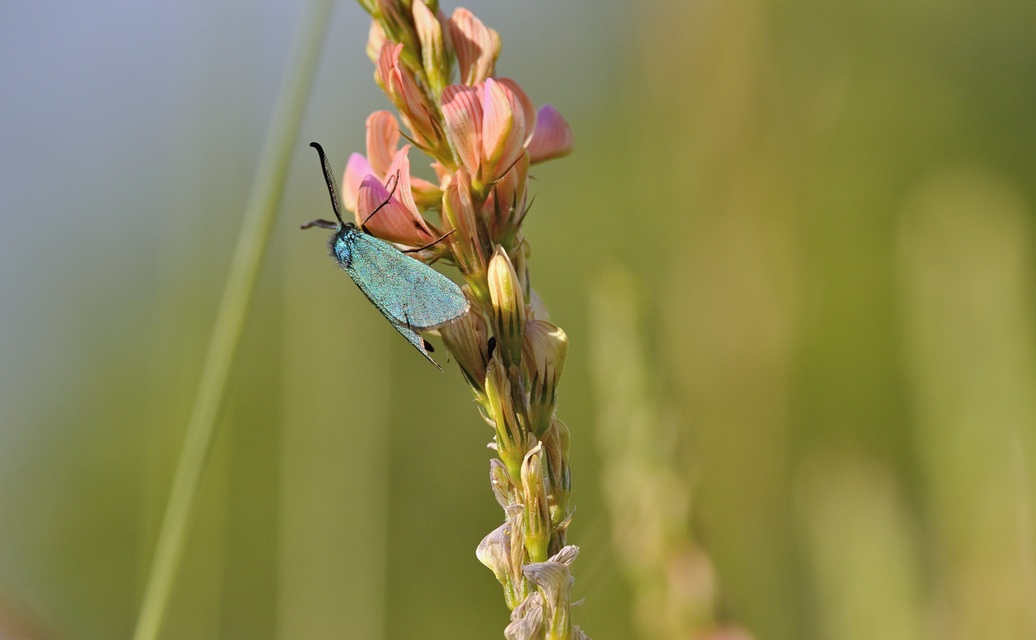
[447,7,499,85]
[485,355,524,481]
[412,0,450,96]
[442,168,489,294]
[377,42,440,148]
[542,418,572,540]
[521,320,567,437]
[488,246,527,367]
[373,0,419,65]
[439,304,489,393]
[521,443,550,563]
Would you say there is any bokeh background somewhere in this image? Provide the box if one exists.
[2,0,1035,638]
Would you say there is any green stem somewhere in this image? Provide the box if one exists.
[131,2,335,638]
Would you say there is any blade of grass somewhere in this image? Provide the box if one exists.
[131,1,335,638]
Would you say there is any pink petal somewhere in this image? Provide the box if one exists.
[497,78,536,146]
[365,111,400,177]
[442,84,483,175]
[342,152,373,212]
[375,39,395,91]
[527,104,573,164]
[384,145,423,220]
[448,8,498,85]
[481,78,528,183]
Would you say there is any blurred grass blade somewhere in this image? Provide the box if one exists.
[588,268,749,639]
[897,169,1036,639]
[131,1,336,639]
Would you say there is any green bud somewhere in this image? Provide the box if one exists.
[412,1,449,96]
[521,320,567,437]
[488,246,527,368]
[485,355,525,481]
[521,444,551,563]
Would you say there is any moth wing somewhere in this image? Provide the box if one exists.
[389,318,442,369]
[345,234,470,331]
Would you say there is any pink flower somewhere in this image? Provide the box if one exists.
[354,144,440,248]
[441,77,536,186]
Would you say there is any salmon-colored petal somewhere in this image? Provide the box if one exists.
[442,84,483,175]
[355,173,437,247]
[385,146,423,219]
[482,78,527,183]
[497,78,536,146]
[374,38,394,91]
[448,8,498,85]
[342,153,373,212]
[527,104,573,164]
[377,42,438,146]
[365,111,399,177]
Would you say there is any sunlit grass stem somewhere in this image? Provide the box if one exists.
[131,2,335,638]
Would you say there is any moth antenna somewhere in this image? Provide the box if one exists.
[402,229,455,254]
[310,142,344,226]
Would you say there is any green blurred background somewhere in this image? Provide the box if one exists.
[2,0,1035,638]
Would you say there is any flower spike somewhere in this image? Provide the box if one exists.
[345,3,584,636]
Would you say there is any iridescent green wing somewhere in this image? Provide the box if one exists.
[343,234,469,366]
